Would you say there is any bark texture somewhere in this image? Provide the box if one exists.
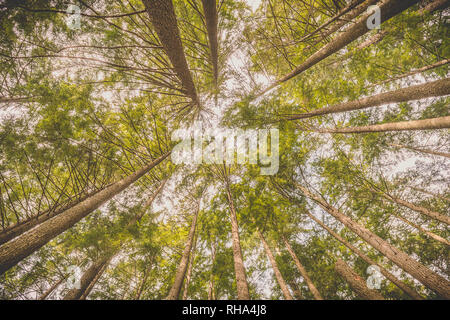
[335,259,385,300]
[0,152,169,275]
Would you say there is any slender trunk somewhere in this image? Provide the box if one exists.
[369,59,450,88]
[282,235,323,300]
[304,210,424,300]
[79,261,108,300]
[63,256,109,300]
[135,266,150,300]
[182,231,198,300]
[38,276,67,300]
[408,186,450,202]
[379,191,450,225]
[0,152,169,275]
[393,213,450,246]
[258,230,293,300]
[389,143,450,159]
[288,78,450,120]
[143,0,199,105]
[224,174,250,300]
[201,0,219,86]
[419,0,449,14]
[258,0,420,96]
[315,116,450,133]
[0,186,110,246]
[166,208,199,300]
[335,259,385,300]
[208,241,217,300]
[296,183,450,298]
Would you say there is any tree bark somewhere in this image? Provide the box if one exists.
[335,259,385,300]
[201,0,219,86]
[258,230,293,300]
[315,116,450,133]
[166,208,199,300]
[378,190,450,225]
[418,0,449,14]
[0,186,110,246]
[389,143,450,159]
[182,230,198,300]
[258,0,420,96]
[282,235,323,300]
[79,260,108,300]
[296,183,450,298]
[304,210,424,300]
[142,0,200,106]
[288,78,450,120]
[38,276,67,300]
[0,152,169,275]
[63,256,110,300]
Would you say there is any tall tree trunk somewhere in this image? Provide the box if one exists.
[224,171,250,300]
[79,261,108,300]
[408,186,450,202]
[304,210,424,300]
[315,116,450,133]
[282,235,323,300]
[369,59,450,88]
[201,0,219,86]
[258,230,293,300]
[296,183,450,298]
[0,186,110,246]
[0,152,169,275]
[208,240,217,300]
[166,208,199,300]
[182,231,198,300]
[288,78,450,120]
[392,212,450,246]
[335,259,385,300]
[143,0,200,106]
[135,265,151,300]
[418,0,449,14]
[389,143,450,159]
[63,256,110,300]
[258,0,420,96]
[38,276,67,300]
[377,189,450,225]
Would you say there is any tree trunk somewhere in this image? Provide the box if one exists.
[79,261,108,300]
[0,152,169,275]
[63,256,110,300]
[224,170,250,299]
[296,183,450,298]
[335,259,385,300]
[258,230,293,300]
[379,190,450,225]
[38,276,67,300]
[389,143,450,159]
[282,235,323,300]
[208,240,217,300]
[201,0,219,86]
[304,210,424,300]
[315,116,450,133]
[392,213,450,246]
[0,186,110,246]
[142,0,200,106]
[166,208,199,300]
[418,0,449,14]
[288,78,450,120]
[135,266,150,300]
[182,230,198,300]
[258,0,420,96]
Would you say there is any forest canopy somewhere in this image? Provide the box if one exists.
[0,0,449,300]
